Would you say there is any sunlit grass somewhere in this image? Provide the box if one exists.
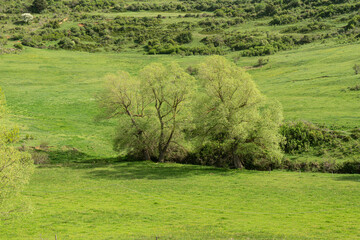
[1,161,359,239]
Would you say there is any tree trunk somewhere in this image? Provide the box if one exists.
[232,142,243,169]
[233,154,243,169]
[143,149,151,161]
[158,150,165,163]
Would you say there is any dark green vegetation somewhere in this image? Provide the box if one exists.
[1,0,360,56]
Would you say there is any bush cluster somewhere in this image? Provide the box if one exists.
[282,159,360,174]
[282,22,332,33]
[223,31,319,56]
[280,121,358,154]
[2,0,359,55]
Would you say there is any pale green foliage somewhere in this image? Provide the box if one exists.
[97,71,155,159]
[194,56,283,168]
[0,88,34,219]
[139,63,195,161]
[21,13,34,24]
[98,63,194,162]
[98,58,282,167]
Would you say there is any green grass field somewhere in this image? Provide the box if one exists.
[1,41,359,159]
[1,26,360,239]
[1,161,359,239]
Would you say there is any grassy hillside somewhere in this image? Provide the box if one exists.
[1,41,359,159]
[1,161,359,239]
[1,1,360,239]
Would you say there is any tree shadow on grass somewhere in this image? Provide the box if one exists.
[37,148,244,180]
[335,175,360,183]
[34,147,121,168]
[84,161,235,180]
[47,149,92,164]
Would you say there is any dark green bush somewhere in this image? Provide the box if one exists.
[269,15,297,25]
[58,37,75,49]
[280,121,344,153]
[13,43,23,50]
[45,20,61,29]
[30,0,48,13]
[337,161,360,174]
[175,31,193,44]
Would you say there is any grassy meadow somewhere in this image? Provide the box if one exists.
[1,161,360,239]
[1,41,359,159]
[1,1,360,238]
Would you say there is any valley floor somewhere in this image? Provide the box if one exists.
[1,161,359,239]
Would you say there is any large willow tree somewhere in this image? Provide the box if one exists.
[0,88,34,219]
[194,56,283,169]
[97,62,194,162]
[98,57,283,168]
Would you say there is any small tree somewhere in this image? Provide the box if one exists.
[97,63,194,162]
[353,64,360,75]
[21,13,33,24]
[193,56,283,169]
[30,0,48,13]
[0,88,34,220]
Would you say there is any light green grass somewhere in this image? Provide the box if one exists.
[246,41,360,129]
[0,41,359,158]
[1,161,359,239]
[0,48,204,157]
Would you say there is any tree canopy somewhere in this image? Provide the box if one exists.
[98,56,283,168]
[0,88,34,220]
[194,56,283,169]
[97,62,194,162]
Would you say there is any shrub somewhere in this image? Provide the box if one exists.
[186,66,198,76]
[280,121,343,153]
[269,15,297,25]
[45,20,61,29]
[22,36,43,48]
[39,141,49,149]
[30,0,48,13]
[13,43,23,50]
[256,58,269,67]
[31,152,49,165]
[58,37,76,49]
[337,161,360,174]
[175,32,193,44]
[3,127,20,143]
[353,63,360,74]
[21,13,33,24]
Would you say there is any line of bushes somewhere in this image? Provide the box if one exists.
[181,150,360,174]
[177,120,360,173]
[2,0,360,23]
[281,159,360,174]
